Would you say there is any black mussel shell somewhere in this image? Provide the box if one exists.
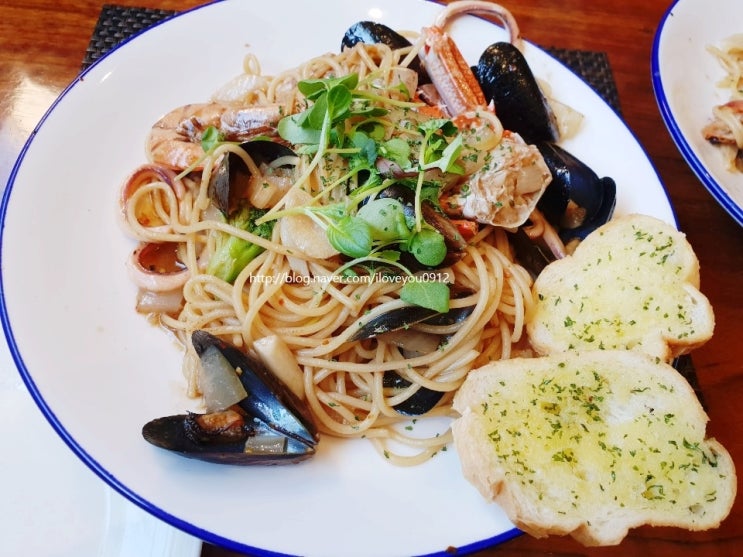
[192,331,318,448]
[535,142,617,242]
[341,21,429,84]
[350,287,474,341]
[350,304,441,341]
[208,140,295,216]
[563,176,616,242]
[508,227,555,278]
[475,42,559,143]
[142,412,315,466]
[383,371,445,416]
[142,330,319,465]
[536,142,601,221]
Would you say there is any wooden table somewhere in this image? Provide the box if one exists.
[1,0,741,555]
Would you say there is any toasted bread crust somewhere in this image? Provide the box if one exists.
[452,351,736,546]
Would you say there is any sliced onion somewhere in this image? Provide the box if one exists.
[135,288,184,315]
[252,335,305,400]
[199,345,248,413]
[244,432,287,454]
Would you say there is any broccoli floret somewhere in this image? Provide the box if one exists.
[207,206,274,283]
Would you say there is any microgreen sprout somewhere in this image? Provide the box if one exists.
[321,247,450,313]
[413,119,464,231]
[253,72,467,311]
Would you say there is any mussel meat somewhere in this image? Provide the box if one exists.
[142,331,318,465]
[208,139,296,216]
[474,41,560,143]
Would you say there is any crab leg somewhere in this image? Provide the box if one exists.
[419,26,487,116]
[434,0,523,52]
[419,2,553,231]
[419,1,523,117]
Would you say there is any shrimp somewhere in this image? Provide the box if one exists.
[146,102,283,170]
[703,99,743,148]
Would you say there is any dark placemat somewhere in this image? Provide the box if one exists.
[544,46,621,114]
[83,4,622,114]
[82,5,175,70]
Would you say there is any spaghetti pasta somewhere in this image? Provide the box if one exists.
[704,34,743,171]
[122,35,537,465]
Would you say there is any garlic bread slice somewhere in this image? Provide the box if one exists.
[452,350,736,546]
[527,214,714,361]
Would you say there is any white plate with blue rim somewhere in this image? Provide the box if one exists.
[652,0,743,226]
[0,0,673,555]
[0,338,202,557]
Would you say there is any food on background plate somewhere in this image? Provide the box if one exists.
[124,1,615,466]
[702,33,743,171]
[452,350,736,546]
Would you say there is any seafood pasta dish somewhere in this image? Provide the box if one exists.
[122,1,616,466]
[703,33,743,171]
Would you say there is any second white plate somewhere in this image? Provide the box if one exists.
[652,0,743,225]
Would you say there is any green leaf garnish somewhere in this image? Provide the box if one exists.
[277,115,322,145]
[201,126,224,153]
[298,74,359,100]
[267,73,470,315]
[326,215,374,258]
[379,137,411,169]
[355,198,412,242]
[400,279,450,313]
[418,121,464,174]
[350,131,379,167]
[407,226,447,267]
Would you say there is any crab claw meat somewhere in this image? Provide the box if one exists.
[441,132,552,228]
